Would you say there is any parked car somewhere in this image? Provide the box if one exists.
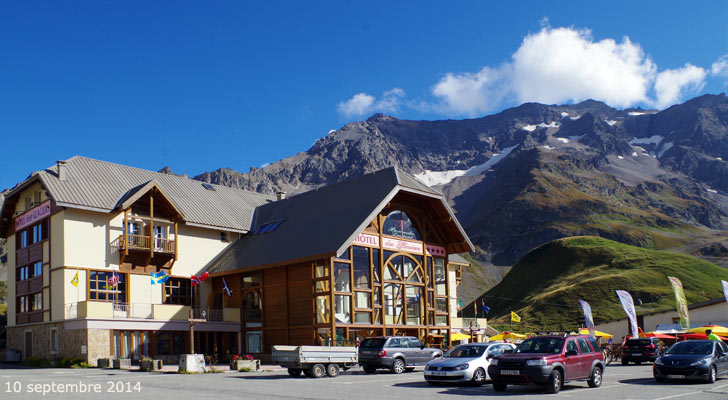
[424,342,516,386]
[653,340,728,383]
[622,337,661,365]
[488,334,605,394]
[358,336,443,374]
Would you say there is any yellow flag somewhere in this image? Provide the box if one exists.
[71,271,79,287]
[511,311,521,323]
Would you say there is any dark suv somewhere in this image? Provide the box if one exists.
[488,335,605,394]
[358,336,443,374]
[622,337,661,365]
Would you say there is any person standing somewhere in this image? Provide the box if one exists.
[706,329,721,341]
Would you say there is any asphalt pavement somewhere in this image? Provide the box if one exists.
[1,363,728,399]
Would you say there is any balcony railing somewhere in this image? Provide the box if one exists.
[64,301,226,322]
[111,234,175,254]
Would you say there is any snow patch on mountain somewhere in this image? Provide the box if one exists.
[630,135,663,146]
[415,145,518,186]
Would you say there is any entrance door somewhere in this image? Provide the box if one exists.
[24,331,33,358]
[153,226,166,251]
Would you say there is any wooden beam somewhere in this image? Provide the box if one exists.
[149,194,154,261]
[173,221,178,262]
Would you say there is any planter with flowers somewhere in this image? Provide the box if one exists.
[230,354,260,372]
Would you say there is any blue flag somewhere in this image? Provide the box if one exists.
[151,271,170,285]
[482,300,490,315]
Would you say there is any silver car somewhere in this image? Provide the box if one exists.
[424,342,516,385]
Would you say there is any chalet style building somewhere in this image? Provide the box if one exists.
[1,156,473,365]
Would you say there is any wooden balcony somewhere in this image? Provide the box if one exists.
[111,234,176,268]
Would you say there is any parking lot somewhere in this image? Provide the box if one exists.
[2,364,728,400]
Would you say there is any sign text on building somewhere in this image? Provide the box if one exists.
[15,200,51,230]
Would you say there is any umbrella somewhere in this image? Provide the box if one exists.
[644,332,675,340]
[489,332,527,341]
[578,328,614,339]
[450,332,472,341]
[689,325,728,335]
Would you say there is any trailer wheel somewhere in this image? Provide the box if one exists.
[310,363,326,378]
[326,364,340,377]
[287,368,302,377]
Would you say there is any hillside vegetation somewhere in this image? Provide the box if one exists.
[466,236,728,331]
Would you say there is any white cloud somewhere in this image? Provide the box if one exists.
[510,27,656,107]
[339,25,712,118]
[653,64,706,109]
[711,55,728,78]
[337,88,405,117]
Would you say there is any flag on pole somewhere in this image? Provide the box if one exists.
[616,290,639,338]
[70,271,79,287]
[511,311,521,323]
[482,300,490,315]
[667,276,690,330]
[473,300,477,317]
[578,299,595,338]
[107,270,120,288]
[722,280,728,306]
[191,271,210,287]
[457,299,462,311]
[223,277,232,297]
[151,271,170,285]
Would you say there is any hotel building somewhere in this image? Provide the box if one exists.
[1,156,473,364]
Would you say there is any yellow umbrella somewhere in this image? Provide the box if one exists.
[689,325,728,335]
[489,332,527,341]
[578,328,614,339]
[450,332,473,341]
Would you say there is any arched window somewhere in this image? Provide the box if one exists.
[382,210,421,240]
[383,252,425,326]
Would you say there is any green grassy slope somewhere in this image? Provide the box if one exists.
[465,236,728,331]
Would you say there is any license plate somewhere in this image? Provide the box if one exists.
[667,375,685,379]
[631,353,642,356]
[432,371,446,376]
[501,370,520,375]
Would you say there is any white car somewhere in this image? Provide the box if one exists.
[424,342,516,385]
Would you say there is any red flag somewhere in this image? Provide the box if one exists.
[200,271,209,281]
[191,271,210,287]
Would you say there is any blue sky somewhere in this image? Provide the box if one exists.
[2,1,728,190]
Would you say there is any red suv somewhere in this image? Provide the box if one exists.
[488,335,605,394]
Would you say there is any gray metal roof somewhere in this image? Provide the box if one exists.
[29,156,275,232]
[207,167,473,275]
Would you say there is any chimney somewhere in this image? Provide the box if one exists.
[276,191,286,201]
[56,160,67,180]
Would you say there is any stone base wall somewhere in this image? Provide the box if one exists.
[6,323,108,366]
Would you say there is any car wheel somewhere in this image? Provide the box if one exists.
[471,368,486,386]
[363,366,377,374]
[707,365,717,384]
[492,381,507,392]
[287,368,302,377]
[326,364,340,377]
[587,366,602,388]
[391,358,406,374]
[545,370,562,394]
[310,363,326,378]
[621,358,629,366]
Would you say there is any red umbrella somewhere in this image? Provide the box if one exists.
[644,332,675,340]
[678,333,728,341]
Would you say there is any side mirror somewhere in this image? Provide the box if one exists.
[566,350,578,357]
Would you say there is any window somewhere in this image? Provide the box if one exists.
[30,221,48,244]
[154,332,186,355]
[246,331,262,353]
[577,338,592,354]
[16,295,28,313]
[124,221,141,236]
[89,271,126,302]
[335,295,351,323]
[164,278,191,305]
[16,265,29,281]
[315,295,330,324]
[220,232,229,242]
[17,230,28,249]
[382,210,420,240]
[353,246,370,289]
[566,340,579,354]
[242,271,261,288]
[31,262,42,278]
[243,291,262,326]
[30,292,42,311]
[334,262,350,292]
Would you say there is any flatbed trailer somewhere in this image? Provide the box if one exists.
[272,345,358,378]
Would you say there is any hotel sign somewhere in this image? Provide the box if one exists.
[15,200,51,230]
[353,233,447,257]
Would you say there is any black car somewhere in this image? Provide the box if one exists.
[653,340,728,383]
[622,337,661,365]
[358,336,442,374]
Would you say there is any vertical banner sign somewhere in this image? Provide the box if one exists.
[578,300,595,338]
[615,290,639,338]
[721,280,728,306]
[668,276,690,330]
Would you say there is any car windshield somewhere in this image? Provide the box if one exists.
[665,341,713,355]
[360,339,386,348]
[515,338,564,354]
[443,345,486,358]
